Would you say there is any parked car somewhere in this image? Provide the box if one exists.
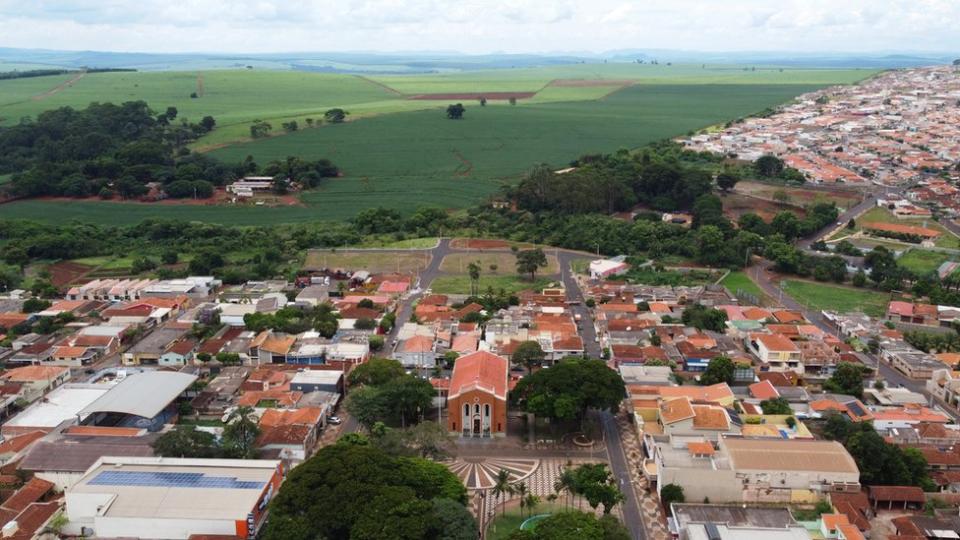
[327,416,343,425]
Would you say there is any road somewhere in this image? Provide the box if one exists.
[602,411,648,540]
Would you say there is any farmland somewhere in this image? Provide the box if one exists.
[0,64,878,225]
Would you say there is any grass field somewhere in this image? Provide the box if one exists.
[352,237,438,249]
[486,503,566,540]
[430,274,554,295]
[0,65,876,225]
[438,253,559,275]
[720,270,768,300]
[781,279,890,317]
[303,250,431,273]
[897,249,954,275]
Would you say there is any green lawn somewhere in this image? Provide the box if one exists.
[721,271,767,299]
[781,280,890,317]
[897,249,954,276]
[352,237,438,249]
[430,275,554,295]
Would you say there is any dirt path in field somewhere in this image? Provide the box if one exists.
[355,75,404,96]
[31,71,86,101]
[451,149,473,177]
[196,73,205,97]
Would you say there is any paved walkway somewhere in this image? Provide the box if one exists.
[615,412,670,540]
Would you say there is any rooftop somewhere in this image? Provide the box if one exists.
[79,371,198,420]
[68,457,281,521]
[723,437,859,474]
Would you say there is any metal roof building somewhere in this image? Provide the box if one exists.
[79,371,197,420]
[64,456,283,539]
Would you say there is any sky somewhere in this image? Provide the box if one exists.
[0,0,958,55]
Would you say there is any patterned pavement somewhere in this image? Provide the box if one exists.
[447,457,539,490]
[616,413,671,540]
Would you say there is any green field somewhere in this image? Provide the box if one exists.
[897,249,954,275]
[781,279,890,317]
[429,275,554,295]
[720,271,768,300]
[0,65,877,225]
[838,207,960,249]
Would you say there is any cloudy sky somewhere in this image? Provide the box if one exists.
[0,0,957,54]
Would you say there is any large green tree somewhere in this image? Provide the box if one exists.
[512,340,546,373]
[349,357,406,386]
[507,511,630,540]
[263,442,469,540]
[510,358,625,423]
[698,356,735,386]
[824,362,867,398]
[516,248,548,280]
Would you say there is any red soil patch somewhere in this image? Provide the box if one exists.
[47,261,93,287]
[549,79,634,88]
[449,238,529,250]
[408,92,536,101]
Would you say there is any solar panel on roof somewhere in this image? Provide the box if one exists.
[89,470,265,490]
[847,401,867,417]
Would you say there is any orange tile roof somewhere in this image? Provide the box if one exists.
[659,383,734,404]
[742,307,773,320]
[648,303,671,313]
[822,513,850,532]
[259,407,323,428]
[871,405,949,424]
[687,441,715,455]
[256,424,313,447]
[0,366,68,382]
[237,389,303,408]
[692,405,730,430]
[749,380,780,400]
[0,431,44,455]
[659,397,696,424]
[260,335,296,355]
[448,351,508,400]
[1,477,53,513]
[753,333,800,352]
[401,335,434,353]
[52,345,88,358]
[772,310,805,323]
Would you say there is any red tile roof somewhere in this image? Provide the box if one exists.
[1,477,53,513]
[748,380,780,400]
[449,351,508,401]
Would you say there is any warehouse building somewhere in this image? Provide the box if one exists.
[64,456,283,539]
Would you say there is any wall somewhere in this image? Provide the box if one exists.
[36,470,84,492]
[657,467,740,502]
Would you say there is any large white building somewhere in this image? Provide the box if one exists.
[65,457,283,539]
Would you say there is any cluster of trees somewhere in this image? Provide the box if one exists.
[243,304,340,338]
[554,463,625,515]
[680,304,728,332]
[753,154,806,183]
[823,362,868,398]
[698,356,742,386]
[904,330,960,354]
[0,101,339,199]
[153,406,260,459]
[345,358,436,428]
[508,148,716,215]
[823,414,934,491]
[263,441,474,540]
[0,101,220,197]
[510,358,625,424]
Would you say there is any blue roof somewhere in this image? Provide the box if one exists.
[89,470,265,490]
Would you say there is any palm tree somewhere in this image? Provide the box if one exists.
[554,469,577,510]
[515,482,529,517]
[524,493,540,518]
[492,469,514,517]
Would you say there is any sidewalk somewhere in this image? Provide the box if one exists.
[615,413,671,540]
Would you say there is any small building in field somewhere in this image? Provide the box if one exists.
[447,351,508,438]
[227,177,275,198]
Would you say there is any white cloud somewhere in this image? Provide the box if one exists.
[0,0,957,54]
